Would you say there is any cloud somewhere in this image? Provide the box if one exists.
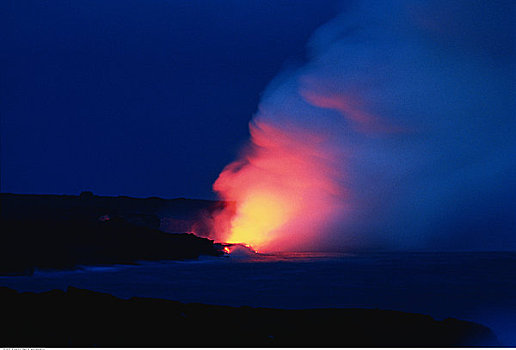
[210,0,516,251]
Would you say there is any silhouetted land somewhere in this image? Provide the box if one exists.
[0,286,497,347]
[0,194,502,346]
[0,192,224,230]
[0,193,224,275]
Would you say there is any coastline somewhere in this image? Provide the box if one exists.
[0,286,498,347]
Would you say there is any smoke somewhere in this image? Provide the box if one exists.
[210,0,516,252]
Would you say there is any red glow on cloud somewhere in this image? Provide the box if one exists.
[301,89,405,135]
[211,121,347,252]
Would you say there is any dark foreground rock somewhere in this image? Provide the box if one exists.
[0,286,498,347]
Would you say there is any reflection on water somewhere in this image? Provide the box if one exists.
[0,251,515,345]
[232,250,354,262]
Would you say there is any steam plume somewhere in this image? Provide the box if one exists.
[210,0,516,252]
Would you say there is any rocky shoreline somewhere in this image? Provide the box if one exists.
[0,286,498,347]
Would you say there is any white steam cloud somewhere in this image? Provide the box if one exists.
[233,0,516,251]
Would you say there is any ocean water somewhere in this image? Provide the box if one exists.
[1,251,515,345]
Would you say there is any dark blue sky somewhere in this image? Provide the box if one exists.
[1,0,341,199]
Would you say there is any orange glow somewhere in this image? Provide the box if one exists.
[224,192,289,248]
[211,121,347,252]
[223,246,231,254]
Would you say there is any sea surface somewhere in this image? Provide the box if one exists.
[1,251,515,345]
